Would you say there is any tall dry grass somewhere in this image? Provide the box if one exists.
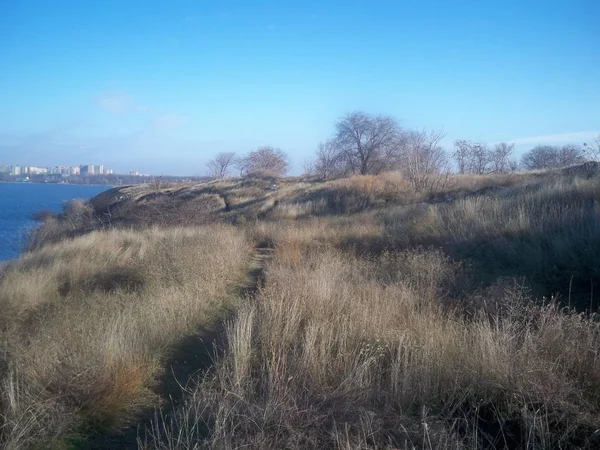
[381,176,600,308]
[4,166,600,448]
[149,223,600,449]
[0,226,250,449]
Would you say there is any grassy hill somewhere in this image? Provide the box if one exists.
[2,165,600,449]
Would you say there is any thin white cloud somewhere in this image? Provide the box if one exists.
[152,113,189,132]
[97,92,137,114]
[97,92,184,131]
[501,131,600,147]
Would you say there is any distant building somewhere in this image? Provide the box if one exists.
[49,166,71,175]
[80,164,104,175]
[4,163,110,177]
[105,168,113,175]
[129,170,139,176]
[80,165,93,175]
[25,166,48,175]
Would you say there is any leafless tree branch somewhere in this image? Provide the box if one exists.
[207,152,237,178]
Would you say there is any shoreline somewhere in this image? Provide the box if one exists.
[0,180,113,188]
[0,183,110,261]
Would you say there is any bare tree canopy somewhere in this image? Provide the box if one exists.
[490,142,516,173]
[452,140,516,174]
[521,145,556,170]
[207,152,236,178]
[451,140,489,175]
[244,146,289,176]
[470,142,489,175]
[311,112,451,185]
[232,155,248,177]
[452,139,471,175]
[583,135,600,161]
[521,145,586,170]
[556,145,586,167]
[332,111,401,175]
[400,129,450,192]
[308,140,348,179]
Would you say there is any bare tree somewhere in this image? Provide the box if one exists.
[331,111,401,175]
[583,135,600,161]
[556,145,585,167]
[452,140,491,174]
[245,146,289,176]
[490,142,515,173]
[521,145,557,170]
[207,152,236,178]
[470,142,490,175]
[521,145,585,170]
[149,175,166,190]
[452,139,471,174]
[302,159,316,177]
[232,155,249,177]
[309,140,348,179]
[400,129,450,192]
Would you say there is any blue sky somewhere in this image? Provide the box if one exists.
[1,0,599,175]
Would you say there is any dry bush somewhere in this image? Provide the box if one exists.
[0,226,250,448]
[149,238,600,449]
[382,176,600,308]
[244,169,282,180]
[245,212,383,255]
[333,173,417,205]
[265,173,417,219]
[429,170,542,202]
[126,192,226,227]
[31,187,230,250]
[28,198,99,250]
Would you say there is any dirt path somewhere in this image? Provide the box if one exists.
[85,247,273,449]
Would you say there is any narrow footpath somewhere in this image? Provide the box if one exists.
[86,247,273,450]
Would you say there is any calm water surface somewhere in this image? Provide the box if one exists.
[0,183,109,260]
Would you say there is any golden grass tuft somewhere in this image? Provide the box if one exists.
[0,225,251,447]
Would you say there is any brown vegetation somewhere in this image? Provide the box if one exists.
[2,164,600,448]
[0,227,250,448]
[149,241,600,449]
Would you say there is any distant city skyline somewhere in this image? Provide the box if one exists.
[0,163,117,177]
[1,0,598,175]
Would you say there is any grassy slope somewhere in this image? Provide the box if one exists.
[2,164,600,448]
[0,227,251,449]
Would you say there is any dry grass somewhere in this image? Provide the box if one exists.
[145,168,600,449]
[4,165,600,448]
[381,176,600,309]
[29,172,417,244]
[0,226,251,448]
[149,238,600,449]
